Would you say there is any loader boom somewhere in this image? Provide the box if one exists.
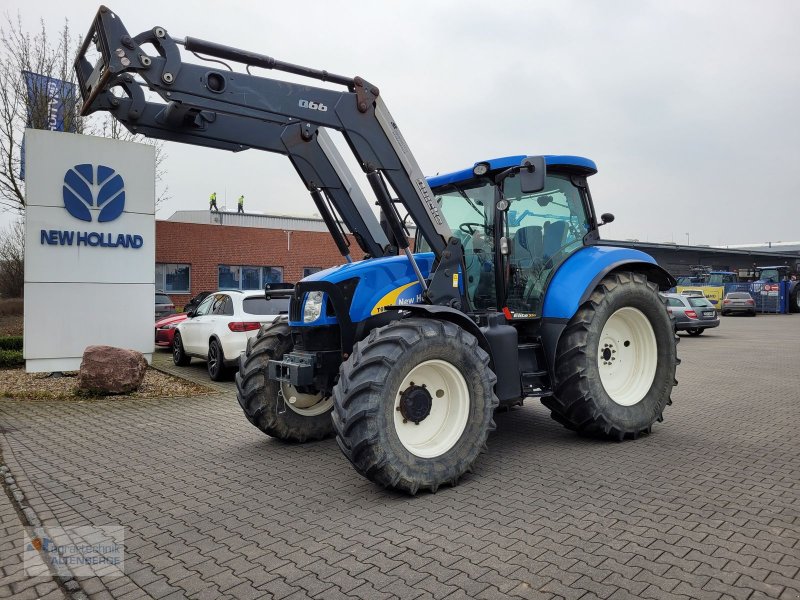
[75,6,455,266]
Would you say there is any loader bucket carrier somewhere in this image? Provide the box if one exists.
[76,6,680,494]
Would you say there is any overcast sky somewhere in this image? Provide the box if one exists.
[3,0,799,246]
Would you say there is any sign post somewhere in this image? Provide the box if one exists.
[23,130,155,372]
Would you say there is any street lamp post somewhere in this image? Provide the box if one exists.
[685,232,690,246]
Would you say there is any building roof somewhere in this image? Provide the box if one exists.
[166,210,330,232]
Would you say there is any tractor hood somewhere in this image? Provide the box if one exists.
[294,253,436,326]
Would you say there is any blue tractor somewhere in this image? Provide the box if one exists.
[77,7,679,494]
[753,266,800,313]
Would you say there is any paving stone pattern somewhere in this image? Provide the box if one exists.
[0,315,798,599]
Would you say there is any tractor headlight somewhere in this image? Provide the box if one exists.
[473,162,489,177]
[302,291,324,323]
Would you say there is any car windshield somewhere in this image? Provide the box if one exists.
[688,297,713,308]
[155,294,171,304]
[243,297,289,315]
[728,292,752,299]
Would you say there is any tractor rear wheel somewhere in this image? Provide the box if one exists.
[236,317,334,442]
[790,285,800,313]
[543,271,677,440]
[332,318,498,494]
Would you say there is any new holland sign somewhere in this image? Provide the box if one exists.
[24,130,155,372]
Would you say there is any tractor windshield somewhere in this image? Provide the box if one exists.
[757,268,782,282]
[503,173,591,316]
[421,181,498,310]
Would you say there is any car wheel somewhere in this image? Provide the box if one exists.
[173,332,191,366]
[207,339,227,381]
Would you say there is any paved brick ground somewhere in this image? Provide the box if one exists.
[1,315,798,600]
[0,479,66,599]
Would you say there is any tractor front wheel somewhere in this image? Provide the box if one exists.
[236,317,334,442]
[332,319,498,494]
[543,271,678,440]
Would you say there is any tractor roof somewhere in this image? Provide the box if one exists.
[427,155,597,188]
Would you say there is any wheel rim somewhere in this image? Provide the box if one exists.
[208,343,219,374]
[598,307,658,407]
[393,359,470,459]
[280,383,333,417]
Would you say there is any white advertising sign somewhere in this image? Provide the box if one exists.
[23,130,155,372]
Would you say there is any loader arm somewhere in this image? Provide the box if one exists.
[89,87,390,259]
[75,6,467,309]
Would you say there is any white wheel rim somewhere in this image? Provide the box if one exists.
[280,383,333,417]
[393,359,470,459]
[598,307,658,407]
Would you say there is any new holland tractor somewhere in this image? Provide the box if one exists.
[77,6,679,494]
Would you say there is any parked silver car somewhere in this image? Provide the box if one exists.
[721,291,757,316]
[662,293,720,336]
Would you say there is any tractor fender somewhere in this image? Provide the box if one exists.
[539,246,676,375]
[383,304,492,359]
[542,246,676,321]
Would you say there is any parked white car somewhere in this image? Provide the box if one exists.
[172,290,289,380]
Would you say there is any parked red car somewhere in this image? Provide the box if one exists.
[155,313,188,347]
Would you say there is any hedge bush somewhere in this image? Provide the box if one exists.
[0,349,23,368]
[0,336,23,351]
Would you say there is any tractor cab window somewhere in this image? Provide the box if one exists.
[420,181,497,310]
[503,173,590,315]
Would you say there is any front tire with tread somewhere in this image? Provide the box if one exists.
[236,317,334,442]
[332,318,498,495]
[543,271,678,440]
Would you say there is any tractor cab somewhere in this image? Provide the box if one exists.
[423,155,601,318]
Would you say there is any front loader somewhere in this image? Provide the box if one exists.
[77,6,679,494]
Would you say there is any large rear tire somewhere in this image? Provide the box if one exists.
[543,272,678,440]
[236,317,334,442]
[332,319,498,494]
[790,284,800,313]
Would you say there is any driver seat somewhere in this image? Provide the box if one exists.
[512,225,543,268]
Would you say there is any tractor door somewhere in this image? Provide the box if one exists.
[501,172,592,317]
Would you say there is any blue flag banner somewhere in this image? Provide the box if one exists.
[20,71,77,180]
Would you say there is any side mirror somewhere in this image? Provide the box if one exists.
[599,213,615,226]
[519,156,546,194]
[186,310,196,318]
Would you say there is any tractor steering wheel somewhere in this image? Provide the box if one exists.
[459,222,488,236]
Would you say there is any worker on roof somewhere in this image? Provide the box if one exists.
[209,192,218,212]
[237,194,244,213]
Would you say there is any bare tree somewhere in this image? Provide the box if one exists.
[97,114,171,205]
[0,13,169,213]
[0,218,24,297]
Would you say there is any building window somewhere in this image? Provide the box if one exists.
[156,263,190,293]
[219,265,283,290]
[303,267,322,278]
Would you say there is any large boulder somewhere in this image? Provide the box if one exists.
[77,346,148,394]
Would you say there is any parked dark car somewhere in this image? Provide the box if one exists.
[721,291,757,316]
[155,291,176,319]
[662,293,720,336]
[183,291,212,314]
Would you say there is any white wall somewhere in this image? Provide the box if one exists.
[23,130,155,372]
